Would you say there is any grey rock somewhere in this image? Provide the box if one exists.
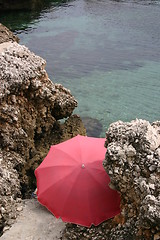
[0,32,86,235]
[103,119,160,239]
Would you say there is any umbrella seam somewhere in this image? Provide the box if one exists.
[37,166,78,199]
[52,146,80,164]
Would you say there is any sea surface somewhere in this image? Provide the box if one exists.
[1,0,160,136]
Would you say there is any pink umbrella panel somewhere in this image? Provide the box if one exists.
[35,135,121,227]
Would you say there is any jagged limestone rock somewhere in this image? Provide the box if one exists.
[0,150,22,233]
[0,42,78,155]
[0,40,86,234]
[103,119,160,240]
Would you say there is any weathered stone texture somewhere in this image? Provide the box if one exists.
[0,150,22,232]
[0,23,19,44]
[0,41,86,234]
[103,119,160,239]
[0,42,78,154]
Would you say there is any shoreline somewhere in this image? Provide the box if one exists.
[0,23,159,240]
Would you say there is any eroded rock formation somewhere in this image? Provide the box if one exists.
[0,31,86,234]
[103,119,160,240]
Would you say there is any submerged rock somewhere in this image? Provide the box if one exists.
[0,37,86,234]
[82,116,103,137]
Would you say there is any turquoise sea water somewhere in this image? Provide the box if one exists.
[1,0,160,136]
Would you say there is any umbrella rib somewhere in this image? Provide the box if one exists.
[86,185,94,226]
[86,167,110,191]
[87,160,105,170]
[52,147,80,164]
[38,165,75,171]
[60,170,81,219]
[37,166,78,199]
[77,135,82,164]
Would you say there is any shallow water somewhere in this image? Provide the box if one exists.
[1,0,160,136]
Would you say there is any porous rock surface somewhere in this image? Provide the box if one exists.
[62,119,160,240]
[103,119,160,239]
[0,40,86,234]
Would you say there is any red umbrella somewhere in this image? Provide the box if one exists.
[35,135,120,227]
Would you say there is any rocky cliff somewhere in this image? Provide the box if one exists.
[0,25,86,234]
[103,119,160,239]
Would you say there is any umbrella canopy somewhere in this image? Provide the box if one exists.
[35,135,120,227]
